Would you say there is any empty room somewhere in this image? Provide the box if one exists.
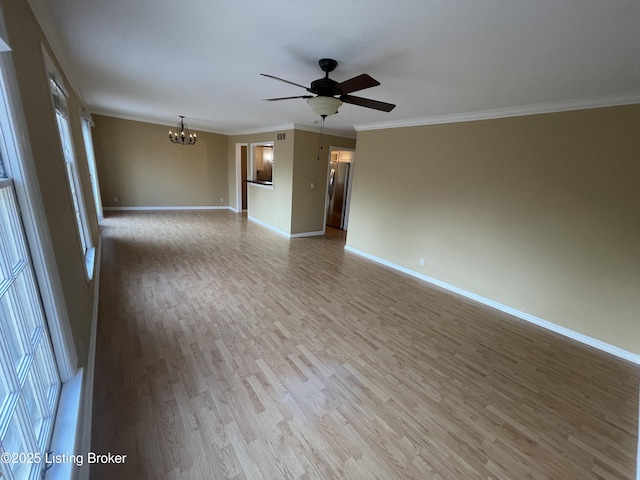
[0,1,639,479]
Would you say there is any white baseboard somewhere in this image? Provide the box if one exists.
[290,230,325,238]
[76,234,102,480]
[44,237,102,480]
[344,245,640,365]
[103,205,231,211]
[247,215,290,238]
[247,216,325,239]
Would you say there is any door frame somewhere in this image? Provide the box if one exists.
[234,142,248,213]
[324,146,356,231]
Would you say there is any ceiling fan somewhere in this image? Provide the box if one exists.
[261,58,396,117]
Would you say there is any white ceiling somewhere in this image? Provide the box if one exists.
[27,0,640,137]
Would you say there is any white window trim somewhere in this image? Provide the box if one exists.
[0,177,62,480]
[42,48,95,281]
[249,141,275,185]
[0,51,77,382]
[0,24,85,480]
[79,111,103,224]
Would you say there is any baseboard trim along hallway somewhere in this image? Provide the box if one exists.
[103,206,232,211]
[344,245,640,366]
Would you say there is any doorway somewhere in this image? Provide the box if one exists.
[235,143,248,212]
[325,147,355,231]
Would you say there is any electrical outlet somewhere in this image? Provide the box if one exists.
[220,197,224,203]
[113,196,119,203]
[419,258,426,266]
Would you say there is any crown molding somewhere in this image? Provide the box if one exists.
[229,123,296,136]
[354,92,640,132]
[85,112,358,140]
[89,110,232,135]
[292,123,357,139]
[230,122,356,139]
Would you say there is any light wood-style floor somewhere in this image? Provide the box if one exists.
[91,210,639,480]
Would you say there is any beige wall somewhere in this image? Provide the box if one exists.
[94,118,355,235]
[1,0,99,365]
[228,130,294,233]
[227,129,355,235]
[291,130,355,234]
[348,104,640,354]
[93,115,228,208]
[12,0,636,357]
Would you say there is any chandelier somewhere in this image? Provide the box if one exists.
[168,115,197,145]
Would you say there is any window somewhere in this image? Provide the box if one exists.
[0,177,61,480]
[79,113,103,224]
[2,58,62,477]
[45,54,94,278]
[249,142,274,184]
[0,148,6,178]
[1,34,75,480]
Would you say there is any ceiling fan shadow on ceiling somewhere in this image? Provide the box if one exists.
[260,58,396,118]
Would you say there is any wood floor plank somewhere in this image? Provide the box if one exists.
[91,210,639,479]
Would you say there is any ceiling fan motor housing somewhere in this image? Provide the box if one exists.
[318,58,338,73]
[310,58,341,97]
[310,77,341,97]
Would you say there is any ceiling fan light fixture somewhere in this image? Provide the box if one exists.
[307,96,342,117]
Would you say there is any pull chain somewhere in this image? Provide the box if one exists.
[317,114,327,161]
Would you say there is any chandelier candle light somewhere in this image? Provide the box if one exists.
[169,115,197,145]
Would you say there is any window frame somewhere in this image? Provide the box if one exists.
[79,111,103,224]
[0,48,77,383]
[249,141,275,186]
[43,50,95,280]
[0,178,62,480]
[0,31,83,480]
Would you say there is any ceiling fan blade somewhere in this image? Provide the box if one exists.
[260,73,309,90]
[341,95,396,112]
[336,74,380,94]
[262,95,313,101]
